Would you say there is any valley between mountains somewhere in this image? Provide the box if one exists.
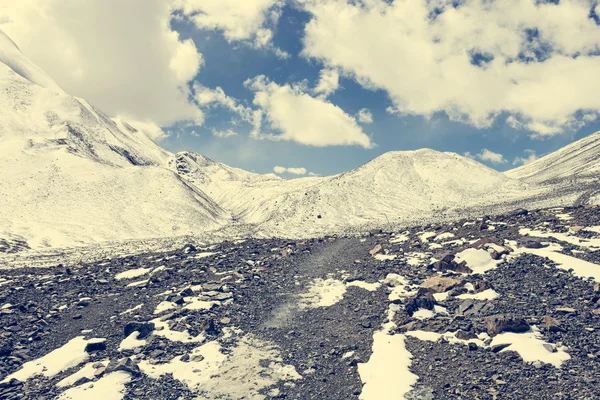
[1,28,600,400]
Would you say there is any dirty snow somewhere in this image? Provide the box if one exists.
[139,333,301,400]
[346,281,381,291]
[299,278,347,309]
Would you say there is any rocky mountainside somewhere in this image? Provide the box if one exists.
[1,206,600,399]
[506,131,600,184]
[0,29,229,249]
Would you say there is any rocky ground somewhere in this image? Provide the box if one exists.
[1,205,600,400]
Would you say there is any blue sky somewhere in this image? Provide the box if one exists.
[160,2,600,176]
[4,0,600,177]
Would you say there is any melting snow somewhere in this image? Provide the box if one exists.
[389,233,409,243]
[56,360,108,388]
[457,288,500,300]
[115,267,151,280]
[139,333,301,400]
[419,232,437,243]
[520,228,600,249]
[490,327,570,367]
[151,317,205,343]
[4,336,105,382]
[374,253,397,261]
[57,371,131,400]
[118,331,146,351]
[120,303,143,315]
[357,332,418,400]
[346,281,381,291]
[513,242,600,282]
[454,248,501,274]
[299,278,347,309]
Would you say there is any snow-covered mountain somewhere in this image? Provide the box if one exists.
[506,131,600,184]
[0,29,228,249]
[173,149,532,237]
[0,29,574,252]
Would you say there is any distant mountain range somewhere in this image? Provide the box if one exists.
[0,29,598,251]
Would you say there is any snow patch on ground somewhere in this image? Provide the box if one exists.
[299,278,347,309]
[358,331,418,400]
[457,288,500,300]
[346,281,381,292]
[56,360,108,388]
[454,248,501,274]
[115,267,152,280]
[57,371,131,400]
[490,327,570,367]
[520,228,600,249]
[139,333,301,400]
[118,331,146,351]
[512,242,600,282]
[4,336,105,382]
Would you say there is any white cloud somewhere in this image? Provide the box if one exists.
[174,0,286,55]
[463,151,475,159]
[212,128,238,138]
[0,0,204,127]
[477,148,507,165]
[513,149,539,166]
[273,166,308,175]
[194,85,263,136]
[301,0,600,136]
[313,68,339,98]
[246,75,374,148]
[357,108,373,124]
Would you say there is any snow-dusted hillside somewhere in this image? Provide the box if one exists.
[506,131,600,184]
[0,30,228,249]
[174,149,533,238]
[169,152,322,222]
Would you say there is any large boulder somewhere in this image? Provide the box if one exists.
[486,315,530,336]
[420,276,461,293]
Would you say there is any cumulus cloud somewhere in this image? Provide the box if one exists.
[194,85,262,135]
[273,166,308,175]
[477,149,507,165]
[212,128,238,138]
[174,0,287,56]
[301,0,600,136]
[246,75,373,148]
[313,68,339,98]
[513,149,539,166]
[357,108,373,124]
[0,0,204,127]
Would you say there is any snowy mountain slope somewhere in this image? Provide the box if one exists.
[174,149,534,238]
[506,131,600,184]
[0,31,229,249]
[0,29,63,92]
[169,152,323,222]
[249,150,535,236]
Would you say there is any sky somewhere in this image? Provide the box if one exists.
[1,0,600,177]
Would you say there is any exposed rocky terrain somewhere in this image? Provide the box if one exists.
[1,205,600,400]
